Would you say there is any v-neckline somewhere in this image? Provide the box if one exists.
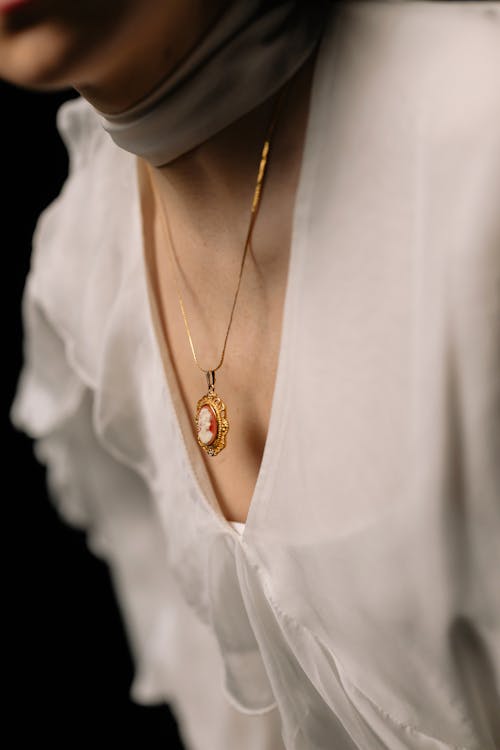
[135,155,293,541]
[132,29,332,539]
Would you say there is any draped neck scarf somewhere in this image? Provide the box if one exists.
[91,0,330,166]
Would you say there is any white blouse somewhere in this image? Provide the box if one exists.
[10,3,500,749]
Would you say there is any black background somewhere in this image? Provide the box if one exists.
[3,80,186,748]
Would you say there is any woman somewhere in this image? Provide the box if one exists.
[4,1,500,748]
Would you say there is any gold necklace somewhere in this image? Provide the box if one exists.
[146,81,290,457]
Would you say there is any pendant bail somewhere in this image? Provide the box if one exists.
[206,370,216,393]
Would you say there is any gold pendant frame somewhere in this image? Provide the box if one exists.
[195,391,229,456]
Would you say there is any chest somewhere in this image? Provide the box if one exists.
[147,204,292,524]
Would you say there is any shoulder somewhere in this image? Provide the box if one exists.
[55,95,107,173]
[334,1,500,125]
[27,95,142,384]
[406,2,500,139]
[315,1,500,197]
[31,94,139,283]
[313,3,499,336]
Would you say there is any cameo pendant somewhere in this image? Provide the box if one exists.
[195,370,229,456]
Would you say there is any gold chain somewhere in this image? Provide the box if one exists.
[146,79,291,376]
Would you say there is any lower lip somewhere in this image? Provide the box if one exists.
[0,0,35,12]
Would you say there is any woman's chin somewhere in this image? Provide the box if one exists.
[0,23,81,90]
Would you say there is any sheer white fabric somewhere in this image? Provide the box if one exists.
[10,3,500,749]
[229,521,246,536]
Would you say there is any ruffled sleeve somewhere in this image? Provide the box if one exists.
[9,97,179,703]
[10,96,104,539]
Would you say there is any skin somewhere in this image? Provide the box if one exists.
[0,0,228,111]
[1,0,316,522]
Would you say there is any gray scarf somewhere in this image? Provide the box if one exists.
[91,0,330,166]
